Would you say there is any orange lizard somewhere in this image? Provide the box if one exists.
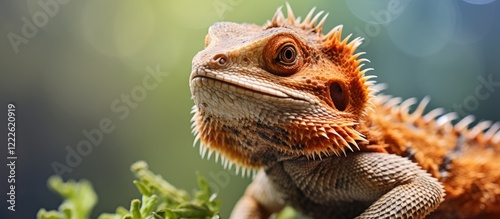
[189,3,500,218]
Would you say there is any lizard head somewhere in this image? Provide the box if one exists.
[190,3,375,171]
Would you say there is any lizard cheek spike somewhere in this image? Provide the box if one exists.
[190,2,500,219]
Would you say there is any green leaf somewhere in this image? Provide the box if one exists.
[140,195,158,217]
[37,176,97,219]
[37,161,222,219]
[131,161,190,205]
[130,199,142,219]
[36,209,65,219]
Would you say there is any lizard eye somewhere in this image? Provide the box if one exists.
[277,44,297,65]
[262,36,303,76]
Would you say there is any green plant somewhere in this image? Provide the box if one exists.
[37,161,299,219]
[37,161,220,219]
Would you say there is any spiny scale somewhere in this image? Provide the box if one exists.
[268,3,329,34]
[193,132,258,177]
[268,1,366,59]
[376,94,500,144]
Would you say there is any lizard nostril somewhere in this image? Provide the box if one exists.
[212,53,229,67]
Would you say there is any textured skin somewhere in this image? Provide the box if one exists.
[261,153,443,219]
[189,4,500,219]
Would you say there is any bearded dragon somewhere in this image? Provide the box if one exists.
[189,3,500,219]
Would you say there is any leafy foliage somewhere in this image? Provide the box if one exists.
[37,176,97,219]
[37,161,220,219]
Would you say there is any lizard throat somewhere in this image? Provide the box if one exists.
[191,102,372,172]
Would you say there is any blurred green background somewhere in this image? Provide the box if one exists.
[1,0,499,218]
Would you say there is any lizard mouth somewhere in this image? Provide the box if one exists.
[191,70,295,100]
[191,76,291,99]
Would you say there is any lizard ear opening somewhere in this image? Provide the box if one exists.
[329,82,347,111]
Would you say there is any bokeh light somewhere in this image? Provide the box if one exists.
[346,0,412,24]
[386,1,456,57]
[463,0,495,5]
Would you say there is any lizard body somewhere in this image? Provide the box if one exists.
[189,4,500,218]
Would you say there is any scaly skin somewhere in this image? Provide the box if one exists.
[189,4,500,219]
